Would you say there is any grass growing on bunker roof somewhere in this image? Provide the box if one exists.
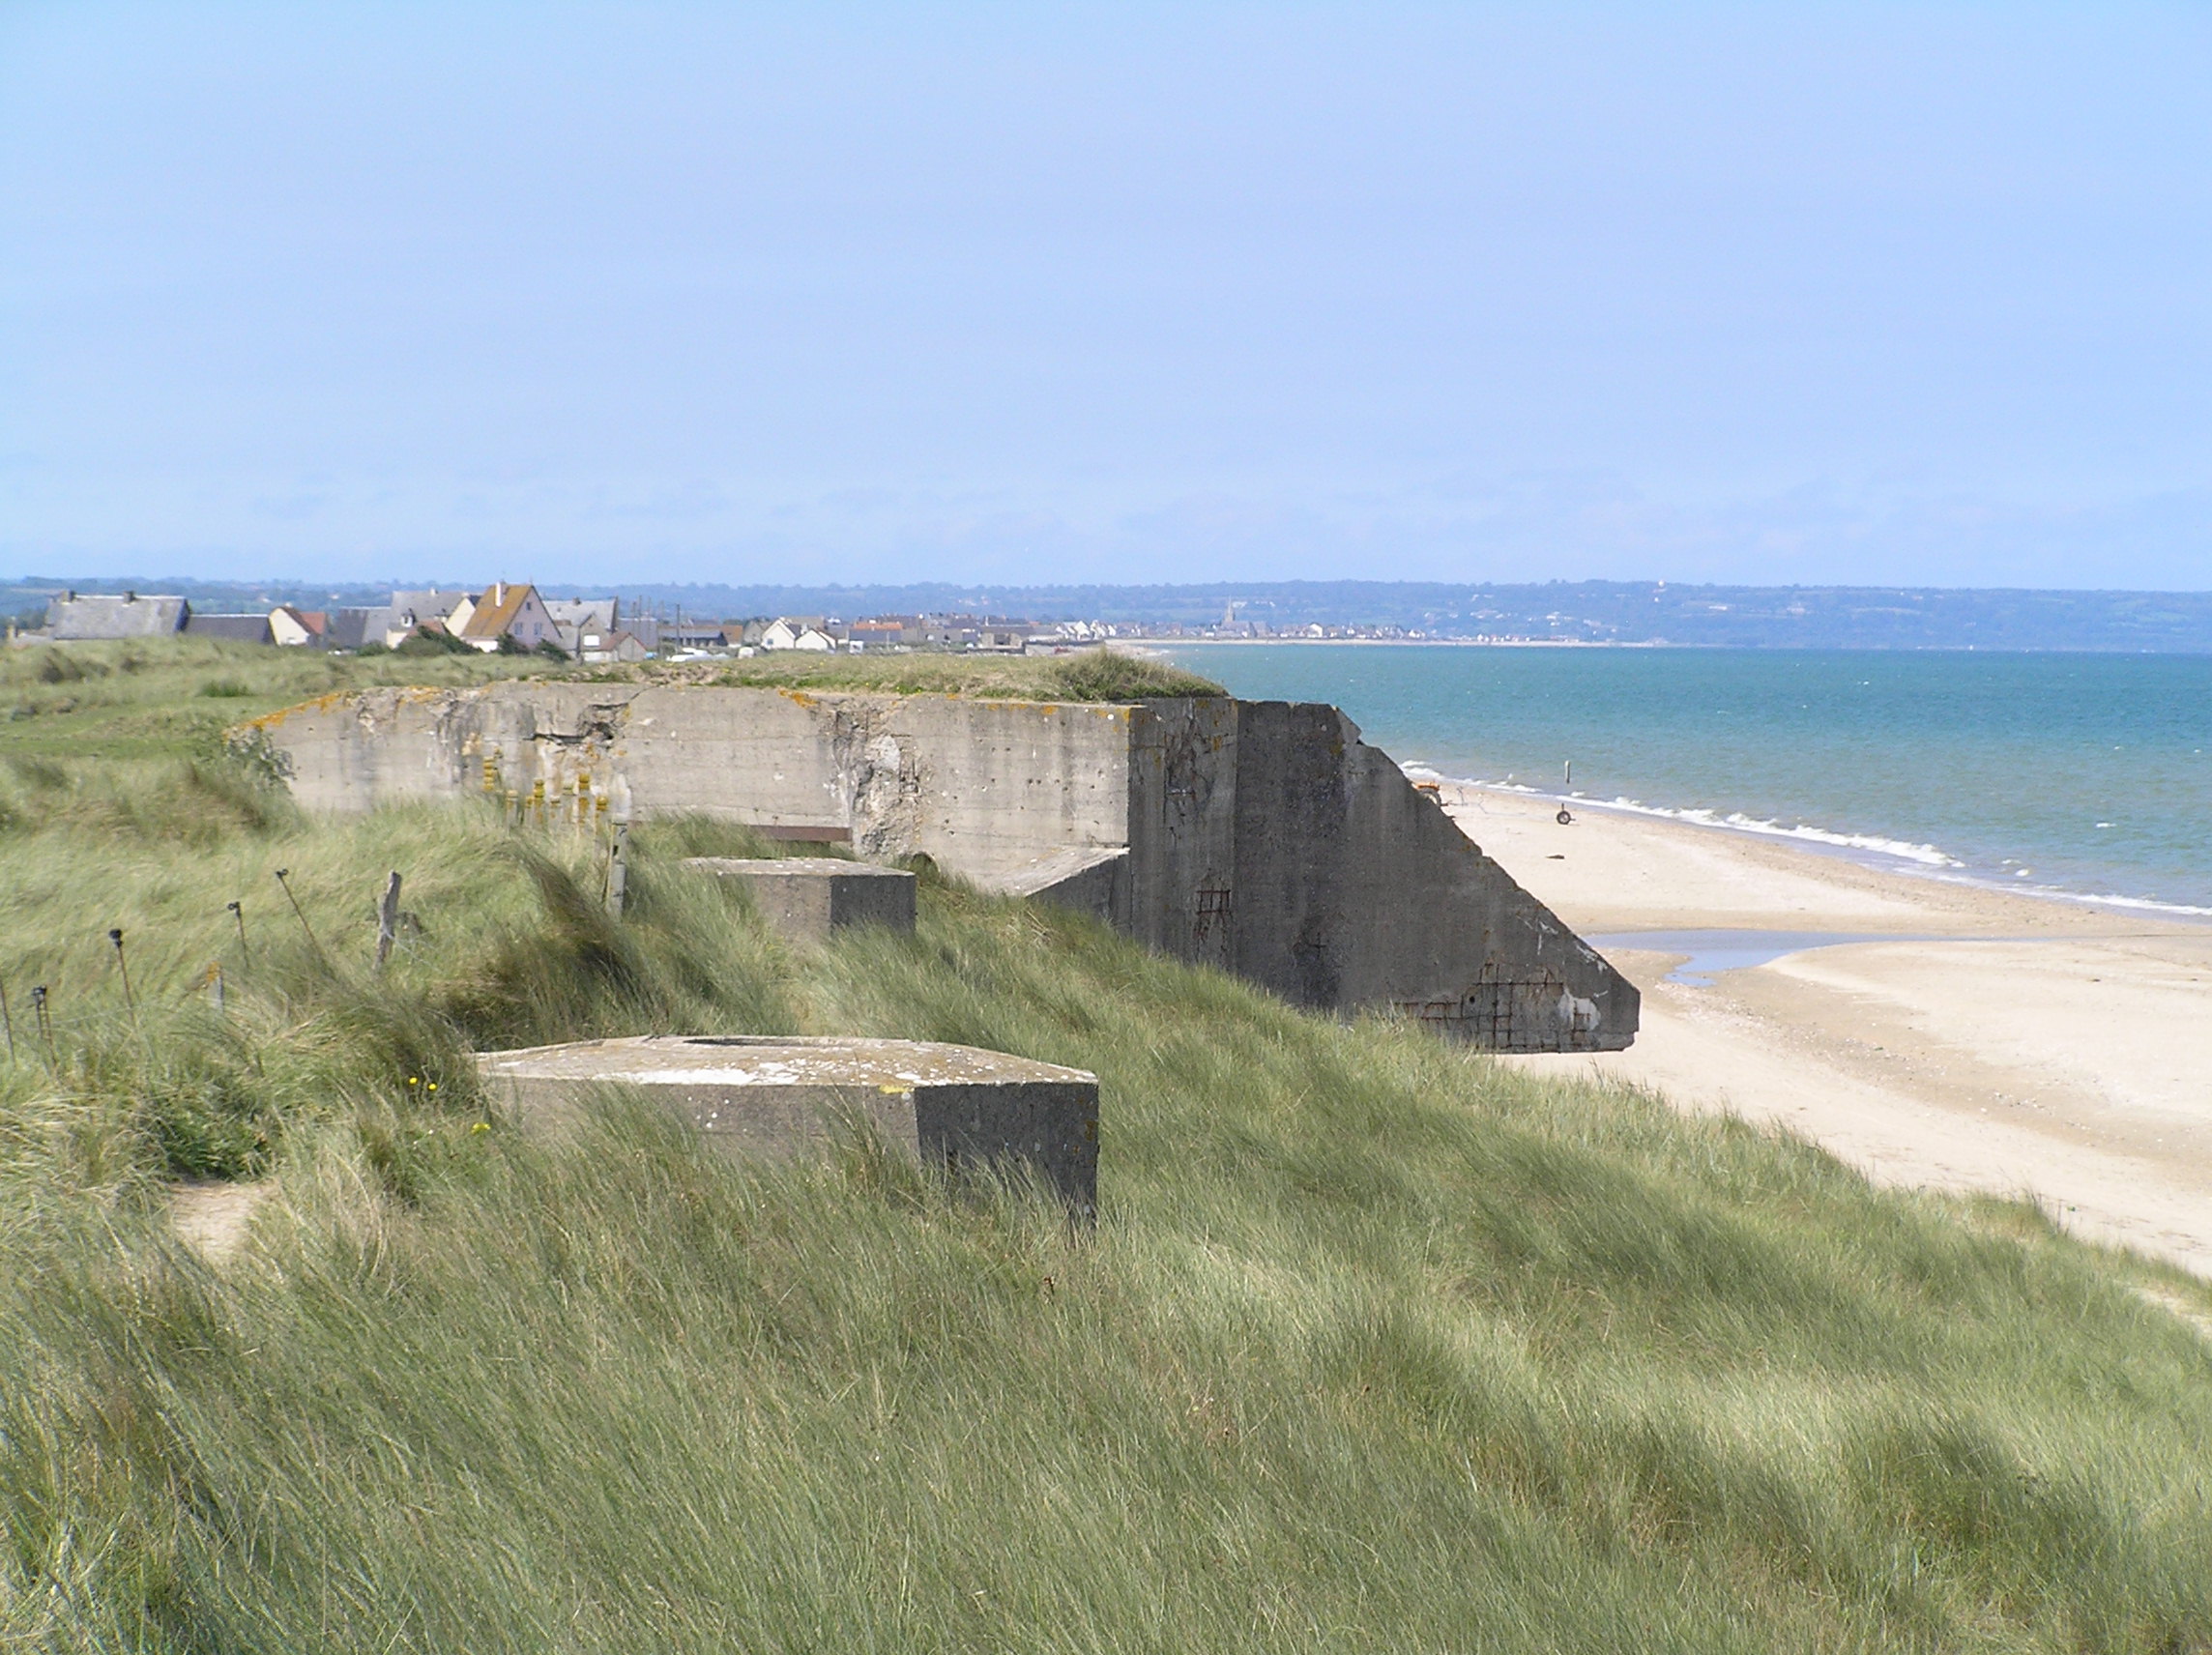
[0,636,563,765]
[2,650,2212,1652]
[622,645,1223,701]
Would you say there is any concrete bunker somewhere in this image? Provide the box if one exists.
[479,1035,1099,1210]
[259,682,1637,1053]
[683,857,916,943]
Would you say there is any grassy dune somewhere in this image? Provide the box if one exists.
[4,642,2212,1652]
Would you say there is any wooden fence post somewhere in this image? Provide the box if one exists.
[376,871,403,969]
[605,825,629,918]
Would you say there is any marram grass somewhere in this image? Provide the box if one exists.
[590,645,1223,701]
[3,643,2211,1652]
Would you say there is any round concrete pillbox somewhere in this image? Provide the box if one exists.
[478,1035,1098,1211]
[683,857,917,942]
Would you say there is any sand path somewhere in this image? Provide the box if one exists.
[170,1178,270,1263]
[1442,785,2212,1276]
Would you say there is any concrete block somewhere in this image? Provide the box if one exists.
[478,1035,1099,1210]
[254,682,1637,1051]
[683,857,916,941]
[990,845,1128,924]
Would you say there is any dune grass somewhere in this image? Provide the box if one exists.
[2,649,2212,1650]
[595,646,1223,701]
[0,637,559,764]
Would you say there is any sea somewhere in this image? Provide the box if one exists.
[1159,645,2212,919]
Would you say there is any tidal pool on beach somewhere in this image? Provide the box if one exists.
[1584,929,1942,987]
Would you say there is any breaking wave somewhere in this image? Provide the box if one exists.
[1402,766,1962,868]
[1403,762,2212,920]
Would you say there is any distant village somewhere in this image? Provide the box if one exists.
[11,578,2212,654]
[14,584,1144,661]
[15,584,1451,659]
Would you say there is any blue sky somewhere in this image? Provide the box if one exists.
[4,3,2209,589]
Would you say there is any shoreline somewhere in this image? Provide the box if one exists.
[1434,777,2212,924]
[1146,636,2201,651]
[1138,636,1655,648]
[1440,780,2212,1277]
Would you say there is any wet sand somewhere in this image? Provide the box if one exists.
[1440,784,2212,1277]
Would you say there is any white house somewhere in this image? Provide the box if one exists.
[760,617,837,652]
[269,605,327,648]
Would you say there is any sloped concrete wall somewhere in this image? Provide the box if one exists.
[1222,701,1629,1050]
[254,682,1634,1051]
[1057,696,1631,1050]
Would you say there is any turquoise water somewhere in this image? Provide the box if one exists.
[1162,646,2212,916]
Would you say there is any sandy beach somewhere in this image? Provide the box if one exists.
[1440,783,2212,1277]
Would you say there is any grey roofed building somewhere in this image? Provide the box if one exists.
[388,590,475,631]
[324,607,397,651]
[661,621,730,652]
[542,598,619,659]
[182,612,276,645]
[578,627,649,664]
[543,597,617,632]
[45,593,189,640]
